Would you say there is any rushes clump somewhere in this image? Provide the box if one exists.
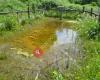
[4,17,16,31]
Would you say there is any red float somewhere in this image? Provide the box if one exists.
[33,48,44,58]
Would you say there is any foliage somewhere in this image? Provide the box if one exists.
[69,0,100,7]
[19,0,29,3]
[91,2,97,6]
[51,71,64,80]
[20,19,27,26]
[0,0,26,11]
[97,0,100,6]
[73,14,100,80]
[45,9,80,20]
[88,24,100,40]
[0,15,20,36]
[69,0,81,4]
[4,18,15,31]
[38,1,58,10]
[76,14,98,39]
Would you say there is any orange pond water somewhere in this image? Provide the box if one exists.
[0,18,75,54]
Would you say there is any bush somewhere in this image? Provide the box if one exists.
[0,16,18,36]
[88,25,100,40]
[3,17,16,31]
[20,19,27,26]
[77,14,97,38]
[91,2,97,6]
[4,20,13,31]
[69,0,81,4]
[38,1,58,10]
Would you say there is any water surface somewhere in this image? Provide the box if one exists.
[54,28,77,46]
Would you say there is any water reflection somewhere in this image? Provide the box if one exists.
[43,28,79,72]
[55,28,77,45]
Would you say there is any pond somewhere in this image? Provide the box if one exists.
[9,19,79,72]
[54,28,77,45]
[9,19,79,68]
[0,19,81,79]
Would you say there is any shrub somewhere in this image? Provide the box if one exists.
[38,1,58,10]
[20,19,27,26]
[0,16,18,36]
[69,0,82,4]
[91,2,97,6]
[4,19,13,31]
[77,14,98,39]
[3,17,16,31]
[88,25,100,40]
